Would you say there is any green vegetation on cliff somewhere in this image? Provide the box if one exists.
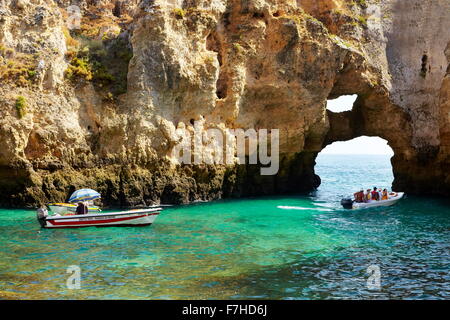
[15,96,27,119]
[173,8,186,19]
[64,33,132,99]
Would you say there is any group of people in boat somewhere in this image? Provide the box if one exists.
[353,187,397,203]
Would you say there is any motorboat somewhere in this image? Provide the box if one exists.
[37,207,162,228]
[37,188,162,228]
[341,192,405,210]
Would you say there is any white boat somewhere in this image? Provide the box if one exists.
[37,208,162,229]
[341,192,405,210]
[48,203,101,215]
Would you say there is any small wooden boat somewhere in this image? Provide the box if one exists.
[341,192,405,210]
[37,208,162,228]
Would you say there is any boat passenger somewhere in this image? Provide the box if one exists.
[365,189,372,201]
[354,189,365,203]
[378,188,383,201]
[371,187,380,201]
[75,202,88,215]
[382,189,388,200]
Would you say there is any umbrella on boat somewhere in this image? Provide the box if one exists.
[68,189,101,203]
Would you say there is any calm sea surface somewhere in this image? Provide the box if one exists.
[0,154,449,299]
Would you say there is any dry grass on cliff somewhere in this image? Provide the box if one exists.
[0,45,38,88]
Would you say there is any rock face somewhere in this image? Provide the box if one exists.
[0,0,449,207]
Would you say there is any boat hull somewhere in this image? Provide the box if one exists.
[40,208,161,229]
[351,192,405,210]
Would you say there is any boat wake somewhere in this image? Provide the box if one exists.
[277,206,333,212]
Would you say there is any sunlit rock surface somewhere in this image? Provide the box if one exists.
[0,0,448,207]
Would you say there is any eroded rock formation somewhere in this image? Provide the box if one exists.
[0,0,449,207]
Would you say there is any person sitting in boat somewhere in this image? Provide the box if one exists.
[365,189,372,201]
[75,202,88,215]
[354,189,365,203]
[378,188,383,201]
[371,187,380,201]
[382,189,389,200]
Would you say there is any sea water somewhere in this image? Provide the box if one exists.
[0,154,449,299]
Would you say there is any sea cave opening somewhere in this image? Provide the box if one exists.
[314,136,395,200]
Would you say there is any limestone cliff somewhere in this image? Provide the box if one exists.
[0,0,449,207]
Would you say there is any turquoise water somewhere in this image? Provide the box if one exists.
[0,154,449,299]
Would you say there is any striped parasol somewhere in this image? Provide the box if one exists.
[68,189,101,203]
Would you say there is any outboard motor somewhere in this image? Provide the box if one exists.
[341,198,354,210]
[36,208,48,228]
